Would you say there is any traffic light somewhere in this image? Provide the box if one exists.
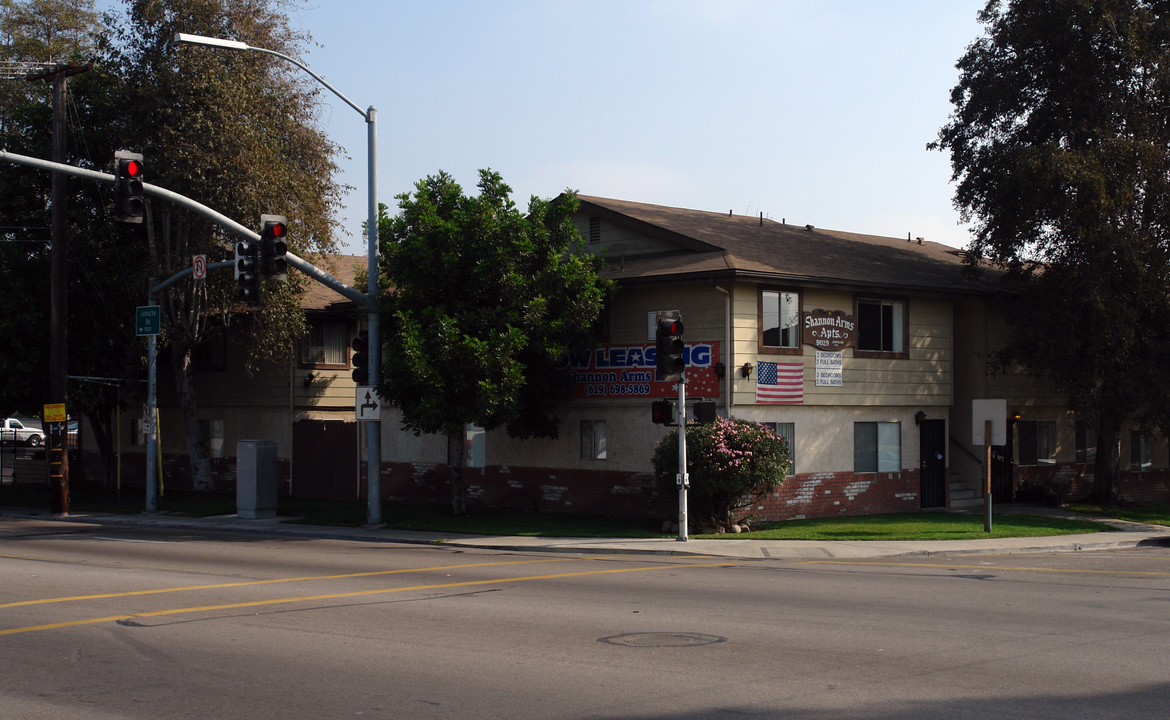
[655,310,685,382]
[234,238,261,306]
[651,400,674,425]
[259,214,288,281]
[352,332,369,385]
[693,401,717,424]
[113,150,145,223]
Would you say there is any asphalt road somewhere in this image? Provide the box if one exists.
[2,517,1169,719]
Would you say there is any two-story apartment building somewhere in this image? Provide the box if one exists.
[105,196,1169,520]
[376,195,993,520]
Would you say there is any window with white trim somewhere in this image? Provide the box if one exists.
[759,421,795,473]
[759,289,802,352]
[854,422,901,473]
[581,420,606,460]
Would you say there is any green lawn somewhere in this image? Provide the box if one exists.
[694,512,1113,541]
[0,482,1154,540]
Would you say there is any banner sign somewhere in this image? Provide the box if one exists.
[568,342,721,398]
[803,309,855,351]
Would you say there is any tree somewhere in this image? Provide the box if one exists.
[0,0,128,484]
[92,0,345,489]
[932,0,1170,504]
[652,417,790,529]
[379,170,613,513]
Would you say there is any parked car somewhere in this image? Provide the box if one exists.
[1,418,44,447]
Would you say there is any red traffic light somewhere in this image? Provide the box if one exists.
[268,221,286,238]
[124,159,141,177]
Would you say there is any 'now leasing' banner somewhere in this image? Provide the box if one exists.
[566,342,721,398]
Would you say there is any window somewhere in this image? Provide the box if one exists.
[301,319,349,367]
[1017,420,1055,466]
[1075,421,1097,463]
[581,421,606,460]
[1130,430,1152,472]
[856,297,906,356]
[759,289,801,352]
[760,421,795,473]
[854,422,901,473]
[588,216,601,243]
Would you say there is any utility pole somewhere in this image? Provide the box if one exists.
[24,62,90,515]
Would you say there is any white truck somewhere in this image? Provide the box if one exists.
[1,418,44,447]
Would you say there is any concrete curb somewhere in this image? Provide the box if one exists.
[3,506,1167,561]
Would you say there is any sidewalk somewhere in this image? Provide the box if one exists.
[3,504,1168,560]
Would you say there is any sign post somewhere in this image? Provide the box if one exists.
[972,399,1007,533]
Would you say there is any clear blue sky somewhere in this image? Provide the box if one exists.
[120,1,992,252]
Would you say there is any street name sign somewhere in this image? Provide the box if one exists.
[135,305,160,336]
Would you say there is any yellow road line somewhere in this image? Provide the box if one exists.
[798,560,1170,576]
[0,561,742,637]
[0,557,570,609]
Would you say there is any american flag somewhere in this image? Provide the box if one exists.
[756,361,803,404]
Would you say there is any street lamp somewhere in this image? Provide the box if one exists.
[176,32,384,525]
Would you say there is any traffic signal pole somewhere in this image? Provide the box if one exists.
[677,374,689,542]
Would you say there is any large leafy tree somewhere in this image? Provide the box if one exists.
[379,171,613,512]
[933,0,1170,503]
[94,0,344,489]
[0,0,119,466]
[2,0,345,491]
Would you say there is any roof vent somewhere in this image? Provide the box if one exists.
[805,224,814,231]
[916,237,924,245]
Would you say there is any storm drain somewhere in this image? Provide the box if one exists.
[599,632,726,648]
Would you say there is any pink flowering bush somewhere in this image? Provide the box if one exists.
[652,416,790,528]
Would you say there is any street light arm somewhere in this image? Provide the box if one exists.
[175,32,368,120]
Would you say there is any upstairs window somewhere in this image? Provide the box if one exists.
[855,297,906,357]
[301,319,349,367]
[759,288,802,353]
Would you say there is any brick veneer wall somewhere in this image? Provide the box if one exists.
[752,470,921,522]
[375,463,922,523]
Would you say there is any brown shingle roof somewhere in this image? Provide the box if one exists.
[300,254,366,311]
[578,195,983,293]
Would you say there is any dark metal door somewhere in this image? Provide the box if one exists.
[919,419,946,508]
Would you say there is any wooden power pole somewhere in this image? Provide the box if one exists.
[25,61,89,514]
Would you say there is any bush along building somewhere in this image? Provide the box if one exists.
[96,197,1169,520]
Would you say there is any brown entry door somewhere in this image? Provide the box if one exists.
[292,420,357,501]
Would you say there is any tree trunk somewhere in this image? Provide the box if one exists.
[1090,420,1123,506]
[171,344,214,491]
[446,430,467,516]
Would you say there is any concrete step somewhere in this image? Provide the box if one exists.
[949,497,983,509]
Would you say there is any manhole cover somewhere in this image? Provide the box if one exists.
[599,632,726,648]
